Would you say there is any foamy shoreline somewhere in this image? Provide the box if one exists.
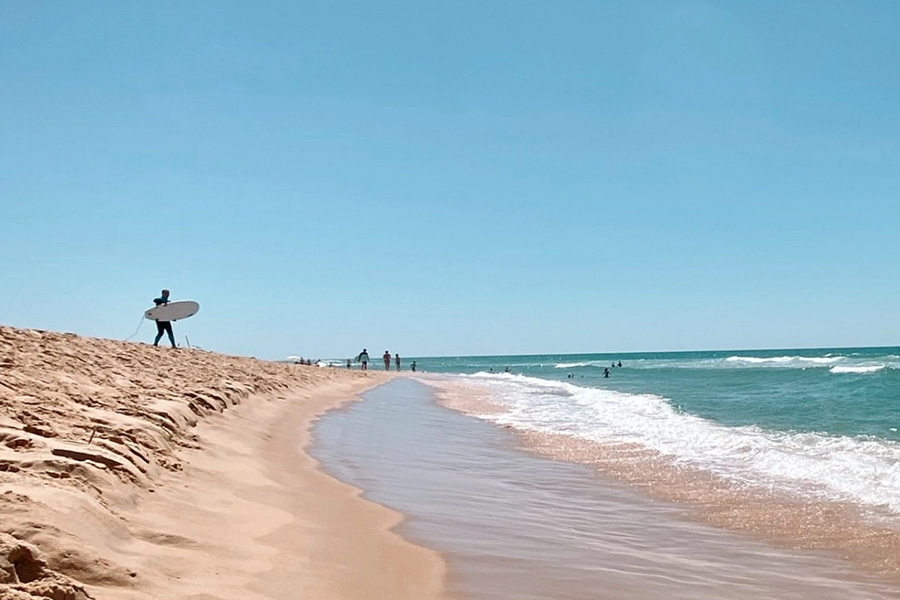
[424,375,900,588]
[0,325,449,600]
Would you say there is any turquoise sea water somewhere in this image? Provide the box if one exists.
[410,347,900,515]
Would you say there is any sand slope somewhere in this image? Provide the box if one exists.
[0,326,448,600]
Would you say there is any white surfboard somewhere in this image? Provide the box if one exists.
[144,301,200,322]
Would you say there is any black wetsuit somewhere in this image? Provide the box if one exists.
[153,296,176,347]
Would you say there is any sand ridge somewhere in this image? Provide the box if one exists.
[0,325,447,600]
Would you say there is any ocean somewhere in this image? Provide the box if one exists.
[414,347,900,514]
[312,347,900,598]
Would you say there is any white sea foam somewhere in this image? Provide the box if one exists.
[623,355,857,370]
[456,373,900,515]
[725,355,843,367]
[830,365,886,374]
[554,361,606,369]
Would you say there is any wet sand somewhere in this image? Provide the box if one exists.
[312,378,900,600]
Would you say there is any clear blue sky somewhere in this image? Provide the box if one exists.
[2,1,898,359]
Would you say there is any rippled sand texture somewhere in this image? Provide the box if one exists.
[426,377,900,585]
[0,325,443,600]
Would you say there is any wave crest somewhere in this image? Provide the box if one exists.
[830,365,885,374]
[725,355,842,366]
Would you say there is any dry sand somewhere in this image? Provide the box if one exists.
[0,325,450,600]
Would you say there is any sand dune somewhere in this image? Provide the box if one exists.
[0,325,448,600]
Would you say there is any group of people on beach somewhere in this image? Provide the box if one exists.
[149,289,613,384]
[149,289,421,374]
[354,348,416,372]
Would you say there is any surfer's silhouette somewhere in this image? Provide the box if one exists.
[152,289,177,348]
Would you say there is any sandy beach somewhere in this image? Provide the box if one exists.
[0,325,449,600]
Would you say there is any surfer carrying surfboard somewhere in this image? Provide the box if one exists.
[152,289,177,348]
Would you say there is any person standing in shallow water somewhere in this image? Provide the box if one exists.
[152,289,177,348]
[411,361,417,372]
[395,354,401,371]
[383,350,391,371]
[357,348,369,370]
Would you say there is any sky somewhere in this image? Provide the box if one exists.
[1,1,899,359]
